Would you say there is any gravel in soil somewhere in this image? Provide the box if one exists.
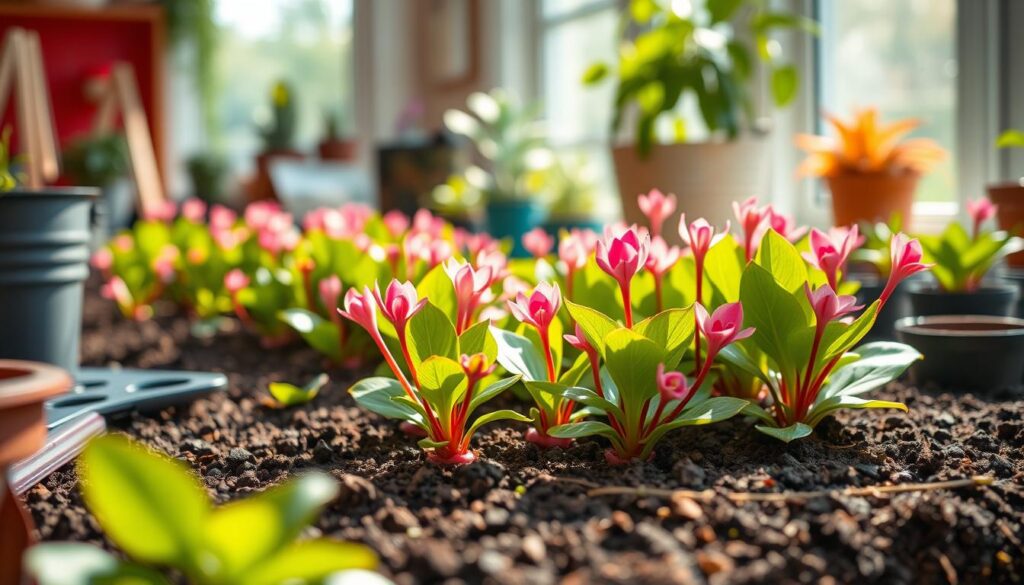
[23,286,1024,584]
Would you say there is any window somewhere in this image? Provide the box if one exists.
[214,0,354,170]
[817,0,958,205]
[537,0,620,215]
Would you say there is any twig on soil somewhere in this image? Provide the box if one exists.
[545,475,995,503]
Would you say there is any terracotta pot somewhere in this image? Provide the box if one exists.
[317,139,357,162]
[612,139,771,245]
[0,360,72,585]
[987,181,1024,268]
[251,149,305,202]
[826,171,919,230]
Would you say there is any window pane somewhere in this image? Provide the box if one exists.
[541,8,618,145]
[818,0,957,203]
[542,0,610,20]
[214,0,354,170]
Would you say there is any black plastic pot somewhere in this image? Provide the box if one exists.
[999,268,1024,318]
[906,280,1019,318]
[0,188,98,373]
[895,315,1024,392]
[851,273,910,341]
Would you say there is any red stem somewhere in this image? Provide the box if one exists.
[541,328,556,383]
[397,327,420,388]
[621,281,633,328]
[659,353,714,426]
[654,275,663,313]
[370,331,444,440]
[694,257,704,369]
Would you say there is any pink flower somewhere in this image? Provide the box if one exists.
[411,208,445,238]
[637,189,677,237]
[152,246,178,283]
[319,275,343,312]
[427,239,452,269]
[182,198,207,223]
[373,279,428,333]
[445,259,494,332]
[881,233,932,306]
[463,233,498,257]
[507,282,562,332]
[476,249,508,281]
[522,227,554,259]
[732,196,770,261]
[967,198,998,239]
[460,352,496,382]
[337,286,380,336]
[103,276,133,308]
[801,226,862,291]
[90,248,113,273]
[564,323,595,355]
[557,231,588,268]
[804,284,862,327]
[695,302,755,359]
[679,216,728,266]
[224,269,250,294]
[595,226,650,289]
[764,207,807,243]
[244,201,282,231]
[143,200,177,223]
[383,210,410,237]
[645,236,680,277]
[657,363,690,402]
[210,205,237,232]
[113,234,134,253]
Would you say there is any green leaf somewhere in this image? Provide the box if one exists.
[755,423,814,443]
[739,263,810,374]
[459,320,498,362]
[416,356,466,427]
[468,375,522,412]
[565,299,619,356]
[632,307,695,368]
[349,377,424,426]
[268,373,328,407]
[491,326,547,381]
[79,435,209,566]
[522,380,570,417]
[241,540,377,585]
[415,265,458,322]
[279,309,341,361]
[708,0,744,23]
[25,543,172,585]
[465,409,533,444]
[817,342,921,401]
[205,473,339,577]
[582,62,609,85]
[807,395,908,428]
[603,328,665,428]
[630,0,659,23]
[756,229,808,293]
[770,65,798,106]
[558,352,591,387]
[564,386,625,423]
[548,420,619,440]
[407,301,459,366]
[997,129,1024,149]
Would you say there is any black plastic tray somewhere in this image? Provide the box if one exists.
[46,367,228,430]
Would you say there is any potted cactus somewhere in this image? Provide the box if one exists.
[253,80,303,201]
[317,110,357,162]
[796,108,947,230]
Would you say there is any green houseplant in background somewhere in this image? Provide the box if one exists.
[318,110,357,162]
[254,80,303,200]
[426,172,484,231]
[444,89,552,256]
[62,133,133,242]
[542,154,602,235]
[584,0,817,235]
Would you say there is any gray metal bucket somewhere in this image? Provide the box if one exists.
[0,188,98,373]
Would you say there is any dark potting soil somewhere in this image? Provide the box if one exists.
[23,283,1024,584]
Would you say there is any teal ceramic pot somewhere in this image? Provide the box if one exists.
[542,216,603,239]
[0,188,98,373]
[485,199,547,257]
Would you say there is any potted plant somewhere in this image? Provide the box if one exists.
[62,133,131,243]
[848,214,914,340]
[186,151,229,203]
[796,108,947,230]
[0,359,71,585]
[253,80,303,201]
[990,130,1024,268]
[584,0,817,232]
[443,89,552,256]
[542,154,602,235]
[317,110,357,162]
[0,130,98,373]
[425,172,484,231]
[907,199,1023,317]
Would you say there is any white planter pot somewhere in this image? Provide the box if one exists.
[612,139,771,243]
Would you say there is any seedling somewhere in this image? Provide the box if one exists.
[918,200,1023,292]
[343,281,529,464]
[25,435,376,585]
[265,373,329,407]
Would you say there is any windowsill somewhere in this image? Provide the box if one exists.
[912,201,958,234]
